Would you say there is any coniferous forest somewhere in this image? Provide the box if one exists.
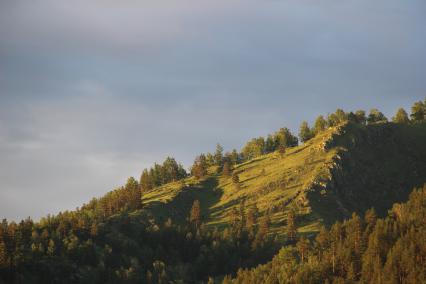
[0,99,425,283]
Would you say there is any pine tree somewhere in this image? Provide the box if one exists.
[266,134,276,153]
[286,210,297,243]
[355,110,367,125]
[229,207,239,227]
[315,226,329,262]
[0,239,7,268]
[230,149,239,165]
[299,121,314,143]
[367,108,388,124]
[238,200,246,229]
[314,115,327,134]
[190,200,201,227]
[392,108,410,123]
[214,143,224,166]
[232,173,240,189]
[410,100,425,121]
[296,236,310,263]
[327,113,339,127]
[47,239,55,256]
[192,154,207,179]
[259,211,271,236]
[246,205,258,229]
[140,169,153,191]
[222,161,231,176]
[364,208,377,228]
[335,109,347,123]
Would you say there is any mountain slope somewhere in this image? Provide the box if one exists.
[140,121,426,235]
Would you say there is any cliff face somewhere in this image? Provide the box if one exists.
[308,122,426,224]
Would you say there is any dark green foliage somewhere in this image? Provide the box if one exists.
[140,157,187,191]
[242,137,265,160]
[308,122,426,222]
[243,127,298,160]
[326,109,347,127]
[299,121,314,143]
[230,149,240,165]
[227,185,426,283]
[313,115,327,134]
[367,108,388,124]
[410,100,425,121]
[214,143,224,166]
[82,176,142,217]
[0,206,280,283]
[355,110,367,125]
[275,127,299,148]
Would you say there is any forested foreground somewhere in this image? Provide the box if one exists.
[0,185,424,283]
[0,198,280,283]
[224,185,426,284]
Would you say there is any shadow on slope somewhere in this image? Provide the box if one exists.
[144,177,223,225]
[308,122,426,225]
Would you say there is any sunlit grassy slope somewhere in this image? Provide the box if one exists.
[140,125,341,237]
[140,122,426,237]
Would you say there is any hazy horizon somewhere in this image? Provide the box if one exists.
[1,0,425,221]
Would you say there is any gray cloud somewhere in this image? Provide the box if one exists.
[0,0,425,220]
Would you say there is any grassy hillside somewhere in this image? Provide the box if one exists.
[140,122,426,236]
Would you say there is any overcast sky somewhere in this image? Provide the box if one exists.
[0,0,425,221]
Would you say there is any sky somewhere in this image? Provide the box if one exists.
[0,0,425,221]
